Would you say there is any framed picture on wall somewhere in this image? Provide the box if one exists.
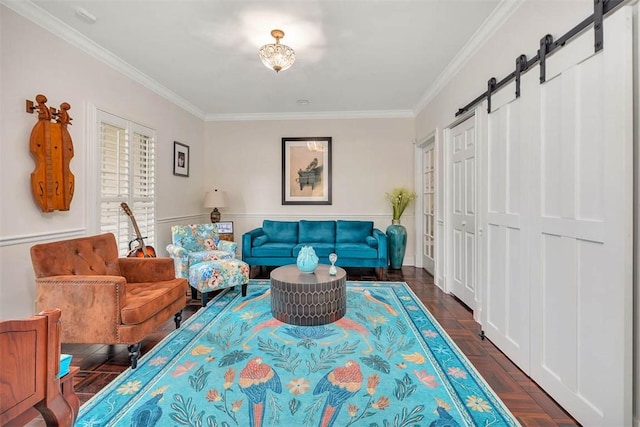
[282,137,332,205]
[216,221,234,234]
[173,141,189,177]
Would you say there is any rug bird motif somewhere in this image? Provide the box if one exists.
[77,280,519,426]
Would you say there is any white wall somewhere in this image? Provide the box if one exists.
[416,1,592,136]
[634,4,640,426]
[0,6,205,319]
[204,118,416,259]
[414,1,638,423]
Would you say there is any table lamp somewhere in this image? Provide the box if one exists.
[204,189,228,223]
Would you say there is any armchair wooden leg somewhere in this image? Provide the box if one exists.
[174,310,183,328]
[35,394,74,427]
[128,343,141,369]
[190,286,198,300]
[241,283,248,297]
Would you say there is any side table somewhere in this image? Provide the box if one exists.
[218,233,234,242]
[270,264,347,326]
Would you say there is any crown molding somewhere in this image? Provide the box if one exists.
[205,109,415,122]
[1,0,207,120]
[413,0,524,115]
[0,0,415,123]
[3,0,519,123]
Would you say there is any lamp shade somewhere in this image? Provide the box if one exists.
[204,190,228,208]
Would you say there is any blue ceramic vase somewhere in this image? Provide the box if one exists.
[297,246,319,273]
[386,220,407,269]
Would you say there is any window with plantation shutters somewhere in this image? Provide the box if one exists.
[98,111,155,256]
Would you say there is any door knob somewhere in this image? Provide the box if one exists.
[462,221,467,226]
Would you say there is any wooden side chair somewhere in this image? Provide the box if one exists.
[0,308,77,426]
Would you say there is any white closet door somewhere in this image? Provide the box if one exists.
[529,7,633,425]
[449,117,477,310]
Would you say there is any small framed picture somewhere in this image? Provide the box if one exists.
[173,141,189,177]
[216,221,234,234]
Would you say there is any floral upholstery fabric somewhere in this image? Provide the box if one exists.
[188,251,234,265]
[188,259,250,293]
[166,224,238,279]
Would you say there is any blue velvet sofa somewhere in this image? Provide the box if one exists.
[242,220,388,278]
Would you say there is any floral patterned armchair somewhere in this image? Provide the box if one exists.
[166,224,237,279]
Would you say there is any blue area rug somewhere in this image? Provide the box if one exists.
[77,280,519,426]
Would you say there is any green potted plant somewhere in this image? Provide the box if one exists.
[385,187,416,269]
[385,187,416,224]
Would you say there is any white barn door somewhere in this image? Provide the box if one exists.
[481,70,537,372]
[529,7,633,425]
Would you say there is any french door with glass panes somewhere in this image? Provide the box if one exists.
[422,142,435,275]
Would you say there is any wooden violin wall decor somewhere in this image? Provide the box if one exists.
[27,94,75,212]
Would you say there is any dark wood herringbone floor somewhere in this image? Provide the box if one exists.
[62,267,579,426]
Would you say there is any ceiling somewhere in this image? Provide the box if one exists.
[20,0,508,120]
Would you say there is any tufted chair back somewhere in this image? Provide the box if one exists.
[170,223,220,252]
[31,233,121,278]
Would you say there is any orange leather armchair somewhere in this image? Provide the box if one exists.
[30,233,188,369]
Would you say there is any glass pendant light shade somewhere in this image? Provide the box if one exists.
[259,29,295,73]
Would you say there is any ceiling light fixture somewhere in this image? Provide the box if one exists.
[259,29,295,73]
[75,7,97,24]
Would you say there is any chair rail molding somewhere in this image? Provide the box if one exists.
[0,228,86,247]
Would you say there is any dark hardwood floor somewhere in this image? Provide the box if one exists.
[62,267,579,426]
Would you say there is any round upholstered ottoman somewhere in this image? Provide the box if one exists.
[188,258,249,306]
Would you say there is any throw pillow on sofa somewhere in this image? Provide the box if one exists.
[365,235,378,248]
[253,235,269,247]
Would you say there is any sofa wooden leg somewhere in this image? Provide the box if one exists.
[376,268,385,280]
[249,265,260,279]
[128,343,141,369]
[174,310,183,328]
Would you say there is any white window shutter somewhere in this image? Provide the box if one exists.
[97,112,156,256]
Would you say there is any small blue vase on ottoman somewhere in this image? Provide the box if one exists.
[296,246,319,273]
